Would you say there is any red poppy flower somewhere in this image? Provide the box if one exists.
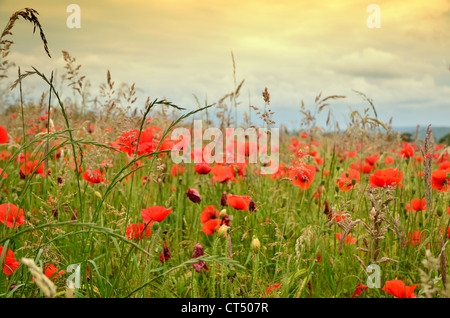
[171,164,185,177]
[438,162,450,171]
[385,155,394,166]
[431,169,449,192]
[288,163,316,190]
[200,205,220,224]
[406,231,429,247]
[406,199,427,212]
[194,162,212,175]
[202,219,221,235]
[0,246,20,275]
[0,203,25,228]
[82,168,106,184]
[265,283,281,297]
[0,125,8,144]
[369,168,403,188]
[382,280,417,298]
[332,212,346,223]
[335,168,360,191]
[336,233,356,244]
[211,164,236,183]
[141,206,173,226]
[352,284,368,298]
[227,195,252,211]
[350,161,374,174]
[0,168,7,178]
[20,160,45,177]
[126,223,151,240]
[43,264,65,281]
[365,154,379,166]
[399,143,414,158]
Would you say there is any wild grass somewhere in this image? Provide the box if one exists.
[0,8,449,299]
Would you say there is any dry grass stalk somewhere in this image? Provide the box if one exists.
[420,124,434,215]
[0,8,51,59]
[21,257,57,298]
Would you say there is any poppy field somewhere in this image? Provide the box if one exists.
[1,8,450,299]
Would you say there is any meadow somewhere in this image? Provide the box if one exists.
[0,8,449,299]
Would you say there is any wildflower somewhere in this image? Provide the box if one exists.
[365,154,379,166]
[0,168,7,178]
[382,280,417,298]
[202,219,221,235]
[220,192,228,206]
[191,243,208,272]
[369,168,403,188]
[406,231,429,247]
[159,239,171,263]
[211,164,236,183]
[0,203,25,228]
[200,205,219,224]
[406,199,427,212]
[0,125,8,144]
[126,223,151,240]
[0,246,20,275]
[20,160,45,178]
[399,143,414,159]
[227,195,252,211]
[265,283,281,297]
[336,233,356,244]
[335,168,360,191]
[352,284,368,298]
[186,188,201,203]
[288,163,316,190]
[194,162,211,175]
[141,206,173,226]
[42,264,65,281]
[385,155,394,166]
[82,168,106,184]
[431,169,449,192]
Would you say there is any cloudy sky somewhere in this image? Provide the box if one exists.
[0,0,449,129]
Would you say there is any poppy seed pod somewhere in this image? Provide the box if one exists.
[186,188,201,203]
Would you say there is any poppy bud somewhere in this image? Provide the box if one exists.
[249,200,256,212]
[221,214,231,227]
[219,209,227,218]
[437,205,444,217]
[335,185,340,193]
[217,225,229,237]
[251,236,261,253]
[221,192,228,206]
[187,188,201,203]
[351,178,356,185]
[159,240,171,263]
[71,209,78,221]
[51,207,58,219]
